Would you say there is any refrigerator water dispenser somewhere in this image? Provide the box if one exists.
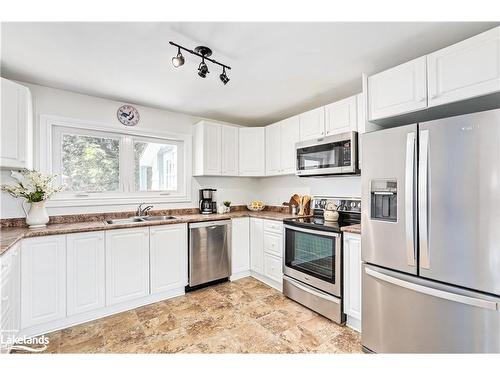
[370,180,397,222]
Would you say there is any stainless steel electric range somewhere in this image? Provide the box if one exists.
[282,196,361,324]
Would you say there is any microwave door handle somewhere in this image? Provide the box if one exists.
[419,129,430,269]
[405,132,417,267]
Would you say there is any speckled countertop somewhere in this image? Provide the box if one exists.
[0,210,303,255]
[340,224,361,235]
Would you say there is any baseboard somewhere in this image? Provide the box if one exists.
[346,316,361,332]
[230,270,251,281]
[20,287,185,338]
[250,271,283,292]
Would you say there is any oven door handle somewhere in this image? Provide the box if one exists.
[283,224,340,237]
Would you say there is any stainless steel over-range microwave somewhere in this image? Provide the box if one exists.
[295,131,359,176]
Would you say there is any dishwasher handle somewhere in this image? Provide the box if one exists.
[189,220,231,229]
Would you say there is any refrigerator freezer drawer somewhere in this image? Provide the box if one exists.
[362,264,500,353]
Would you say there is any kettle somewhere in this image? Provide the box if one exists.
[323,202,339,222]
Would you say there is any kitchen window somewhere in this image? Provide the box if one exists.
[49,120,189,205]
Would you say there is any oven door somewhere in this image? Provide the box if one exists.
[295,132,358,176]
[283,224,342,296]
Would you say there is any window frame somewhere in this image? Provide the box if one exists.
[40,115,192,208]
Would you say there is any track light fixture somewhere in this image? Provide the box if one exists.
[219,66,230,85]
[172,47,185,68]
[169,41,231,85]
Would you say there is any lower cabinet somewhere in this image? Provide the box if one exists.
[21,235,66,329]
[150,224,188,294]
[231,217,250,279]
[250,218,283,290]
[105,227,150,306]
[1,242,21,353]
[66,232,105,316]
[343,232,362,332]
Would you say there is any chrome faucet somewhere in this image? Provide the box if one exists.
[137,203,153,217]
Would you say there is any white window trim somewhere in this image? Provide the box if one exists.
[39,114,192,208]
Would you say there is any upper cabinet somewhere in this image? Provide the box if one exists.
[299,106,325,140]
[368,56,427,121]
[221,125,239,176]
[239,127,265,176]
[266,116,300,176]
[427,27,500,107]
[1,78,33,169]
[325,95,358,135]
[192,121,239,176]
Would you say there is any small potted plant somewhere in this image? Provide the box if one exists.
[223,200,231,213]
[1,169,63,229]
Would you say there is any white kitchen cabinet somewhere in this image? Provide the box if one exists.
[427,26,500,107]
[299,106,325,140]
[1,242,21,353]
[221,125,239,176]
[279,116,300,174]
[231,217,250,279]
[150,224,188,294]
[263,231,282,258]
[265,122,281,175]
[325,95,358,135]
[66,232,105,316]
[263,253,282,284]
[193,121,222,176]
[0,78,33,169]
[368,56,427,120]
[250,218,264,274]
[343,232,362,332]
[105,227,150,306]
[239,127,265,176]
[21,235,66,329]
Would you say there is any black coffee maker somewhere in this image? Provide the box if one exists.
[199,189,217,214]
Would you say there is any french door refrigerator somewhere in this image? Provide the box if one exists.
[361,108,500,353]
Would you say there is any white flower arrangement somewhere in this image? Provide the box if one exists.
[1,169,64,203]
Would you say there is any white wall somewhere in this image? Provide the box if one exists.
[0,82,361,219]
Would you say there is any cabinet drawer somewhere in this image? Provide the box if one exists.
[263,220,283,234]
[264,253,283,283]
[263,232,282,257]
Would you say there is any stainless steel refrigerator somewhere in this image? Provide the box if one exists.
[361,108,500,353]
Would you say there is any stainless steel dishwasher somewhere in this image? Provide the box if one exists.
[188,220,231,289]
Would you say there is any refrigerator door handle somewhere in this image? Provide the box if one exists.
[365,267,498,311]
[405,132,417,267]
[419,129,430,269]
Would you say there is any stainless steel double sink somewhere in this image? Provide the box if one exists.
[105,215,177,225]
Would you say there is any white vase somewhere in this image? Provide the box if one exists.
[24,201,50,229]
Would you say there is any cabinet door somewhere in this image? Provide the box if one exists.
[66,232,105,316]
[204,122,222,175]
[0,78,32,169]
[105,228,150,306]
[231,217,250,276]
[299,107,325,140]
[368,56,427,120]
[265,122,281,176]
[325,95,357,135]
[239,127,265,176]
[343,234,362,322]
[427,26,500,107]
[150,224,188,294]
[263,253,282,283]
[279,116,300,174]
[21,235,66,328]
[221,125,239,176]
[250,218,264,274]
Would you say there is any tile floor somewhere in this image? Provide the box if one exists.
[34,277,362,354]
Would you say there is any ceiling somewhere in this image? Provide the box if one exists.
[1,22,498,126]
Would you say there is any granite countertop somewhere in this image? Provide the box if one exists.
[340,224,361,235]
[0,210,303,255]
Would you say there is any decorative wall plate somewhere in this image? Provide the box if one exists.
[117,105,140,126]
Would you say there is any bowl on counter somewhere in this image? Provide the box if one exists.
[247,204,265,212]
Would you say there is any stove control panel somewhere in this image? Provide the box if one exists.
[312,196,361,213]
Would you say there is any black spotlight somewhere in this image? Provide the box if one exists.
[172,47,185,68]
[198,59,209,78]
[219,67,230,85]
